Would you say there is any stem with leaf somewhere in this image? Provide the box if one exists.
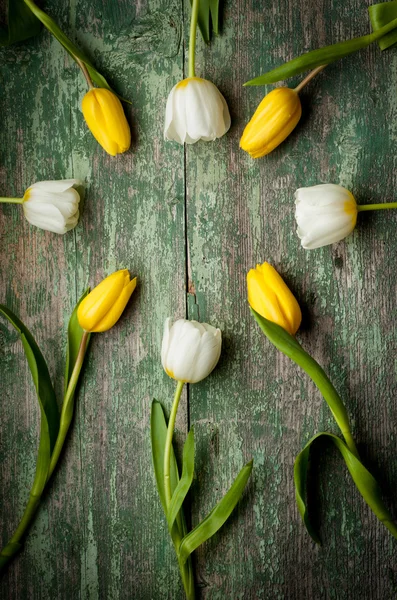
[48,331,89,479]
[251,309,359,458]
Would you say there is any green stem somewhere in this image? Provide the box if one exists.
[290,349,360,459]
[188,0,200,78]
[0,494,40,569]
[357,202,397,212]
[47,331,89,480]
[163,380,195,599]
[75,57,94,89]
[164,380,185,507]
[0,197,24,204]
[251,310,359,459]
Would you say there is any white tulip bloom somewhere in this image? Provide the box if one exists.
[23,179,82,234]
[161,318,222,383]
[295,184,358,250]
[164,77,231,144]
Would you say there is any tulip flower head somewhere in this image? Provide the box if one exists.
[77,270,137,333]
[295,184,358,249]
[164,77,231,145]
[247,262,302,335]
[82,88,131,156]
[22,179,81,234]
[240,87,301,158]
[161,318,222,383]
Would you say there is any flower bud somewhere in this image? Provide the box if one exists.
[161,318,222,383]
[247,261,301,335]
[82,88,131,156]
[23,179,81,234]
[295,184,358,249]
[77,270,137,332]
[164,77,231,144]
[240,87,301,158]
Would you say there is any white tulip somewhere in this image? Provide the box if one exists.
[161,318,222,383]
[295,184,358,249]
[164,77,231,144]
[23,179,82,234]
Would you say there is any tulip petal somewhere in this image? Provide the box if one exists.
[77,270,128,331]
[93,277,137,332]
[28,179,82,193]
[82,89,131,156]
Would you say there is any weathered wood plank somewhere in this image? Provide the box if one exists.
[186,0,397,598]
[1,0,397,598]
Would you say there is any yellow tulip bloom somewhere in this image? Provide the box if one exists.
[77,270,137,332]
[240,87,301,158]
[82,88,131,156]
[247,262,301,335]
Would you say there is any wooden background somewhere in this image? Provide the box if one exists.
[1,0,397,598]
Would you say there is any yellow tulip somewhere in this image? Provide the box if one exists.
[77,270,137,332]
[82,88,131,156]
[247,262,301,335]
[240,87,301,158]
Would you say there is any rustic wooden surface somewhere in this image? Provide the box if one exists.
[1,0,397,598]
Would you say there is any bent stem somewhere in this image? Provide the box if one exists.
[294,65,327,93]
[188,0,200,78]
[358,202,397,212]
[48,331,89,479]
[75,57,94,89]
[0,197,24,204]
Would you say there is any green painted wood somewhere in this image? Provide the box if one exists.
[0,0,397,598]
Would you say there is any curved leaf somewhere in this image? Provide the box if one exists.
[167,427,195,532]
[178,459,253,565]
[250,309,358,457]
[0,305,59,493]
[244,16,397,85]
[369,1,397,50]
[295,432,397,542]
[0,0,41,46]
[64,289,90,395]
[23,0,117,94]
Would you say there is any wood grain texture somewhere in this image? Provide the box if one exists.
[1,0,397,598]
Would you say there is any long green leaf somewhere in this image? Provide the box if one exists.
[178,459,253,565]
[23,0,115,93]
[0,305,59,496]
[295,432,397,542]
[250,309,358,457]
[64,289,90,395]
[244,16,397,85]
[0,0,41,46]
[369,1,397,50]
[209,0,220,35]
[150,400,187,539]
[167,427,195,532]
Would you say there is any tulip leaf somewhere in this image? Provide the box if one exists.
[0,0,41,46]
[295,432,397,542]
[167,427,195,532]
[151,400,188,540]
[191,0,220,44]
[244,16,397,85]
[22,0,119,95]
[0,305,59,496]
[178,459,253,565]
[250,308,358,457]
[64,289,91,395]
[369,2,397,50]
